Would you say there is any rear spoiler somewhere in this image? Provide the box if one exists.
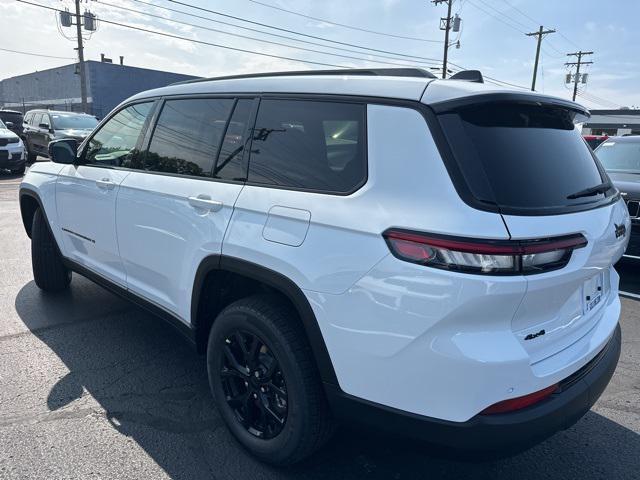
[429,92,590,118]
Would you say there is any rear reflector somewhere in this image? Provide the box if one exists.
[383,229,587,275]
[480,384,559,415]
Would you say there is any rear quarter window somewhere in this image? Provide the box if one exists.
[438,102,612,214]
[248,99,366,194]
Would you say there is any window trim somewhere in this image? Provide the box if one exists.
[74,91,618,212]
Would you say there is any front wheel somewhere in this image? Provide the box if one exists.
[31,207,71,291]
[207,295,334,465]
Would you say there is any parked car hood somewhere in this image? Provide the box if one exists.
[0,128,20,140]
[608,171,640,198]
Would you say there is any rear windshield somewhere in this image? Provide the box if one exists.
[439,102,613,214]
[596,141,640,174]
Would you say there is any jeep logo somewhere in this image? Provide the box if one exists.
[615,223,626,239]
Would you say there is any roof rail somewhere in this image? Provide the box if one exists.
[449,70,484,83]
[171,67,437,86]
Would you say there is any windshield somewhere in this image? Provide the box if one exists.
[595,141,640,173]
[439,102,611,214]
[51,114,98,130]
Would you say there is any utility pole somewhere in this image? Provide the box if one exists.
[565,51,593,101]
[74,0,88,112]
[525,26,555,91]
[432,0,453,79]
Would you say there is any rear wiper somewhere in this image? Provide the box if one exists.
[566,181,613,200]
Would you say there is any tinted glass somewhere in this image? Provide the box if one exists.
[143,98,233,177]
[39,114,50,127]
[51,114,98,130]
[32,114,43,127]
[596,141,640,173]
[24,113,33,125]
[439,103,608,213]
[248,99,366,193]
[85,102,153,166]
[214,99,252,181]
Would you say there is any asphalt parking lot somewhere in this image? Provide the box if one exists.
[0,171,638,480]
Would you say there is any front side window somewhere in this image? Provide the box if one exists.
[84,102,153,166]
[248,99,366,193]
[39,114,50,128]
[142,98,234,177]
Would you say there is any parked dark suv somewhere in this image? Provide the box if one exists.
[594,136,640,258]
[0,110,24,137]
[23,110,98,162]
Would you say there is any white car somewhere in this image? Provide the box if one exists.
[19,68,629,465]
[0,118,26,174]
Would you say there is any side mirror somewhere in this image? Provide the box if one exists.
[5,121,14,129]
[49,138,78,164]
[39,123,50,130]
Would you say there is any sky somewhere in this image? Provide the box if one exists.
[1,0,638,110]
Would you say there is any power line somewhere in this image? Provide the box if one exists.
[18,0,352,69]
[474,0,533,30]
[577,91,622,109]
[497,0,581,51]
[465,0,527,34]
[97,1,432,69]
[0,47,75,60]
[124,0,442,65]
[166,0,441,62]
[246,0,442,43]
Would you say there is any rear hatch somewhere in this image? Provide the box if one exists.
[430,93,629,364]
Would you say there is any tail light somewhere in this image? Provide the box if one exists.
[383,229,587,275]
[480,384,558,414]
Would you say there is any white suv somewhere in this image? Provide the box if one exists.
[19,68,629,465]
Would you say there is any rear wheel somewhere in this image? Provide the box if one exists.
[207,294,334,465]
[31,207,71,291]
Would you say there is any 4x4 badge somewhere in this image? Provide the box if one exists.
[615,223,626,239]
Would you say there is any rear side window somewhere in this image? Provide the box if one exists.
[144,98,234,177]
[438,102,610,214]
[248,99,366,193]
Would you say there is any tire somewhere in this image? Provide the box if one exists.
[207,294,334,465]
[26,142,37,163]
[31,207,71,292]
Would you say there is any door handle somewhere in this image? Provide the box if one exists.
[188,194,223,212]
[96,178,116,190]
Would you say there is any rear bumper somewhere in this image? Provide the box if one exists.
[326,323,621,452]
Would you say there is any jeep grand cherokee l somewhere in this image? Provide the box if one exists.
[19,68,628,465]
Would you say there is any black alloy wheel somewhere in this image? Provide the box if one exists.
[220,330,288,439]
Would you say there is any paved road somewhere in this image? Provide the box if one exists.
[0,172,638,479]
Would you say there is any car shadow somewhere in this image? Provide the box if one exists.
[14,277,640,480]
